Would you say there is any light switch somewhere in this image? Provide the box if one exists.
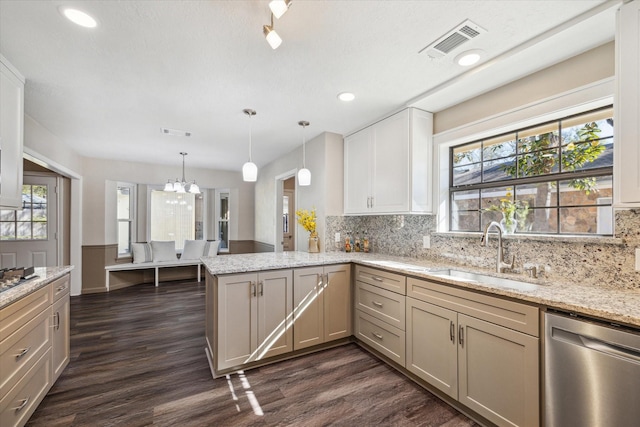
[335,232,341,242]
[423,235,431,249]
[636,248,640,271]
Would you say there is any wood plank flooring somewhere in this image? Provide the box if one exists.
[26,280,481,427]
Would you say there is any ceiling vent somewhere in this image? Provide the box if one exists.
[161,127,191,137]
[420,19,486,58]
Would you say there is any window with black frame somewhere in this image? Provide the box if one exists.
[450,106,614,235]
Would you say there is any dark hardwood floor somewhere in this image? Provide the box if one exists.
[27,280,481,427]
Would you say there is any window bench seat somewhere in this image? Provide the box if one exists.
[105,260,202,290]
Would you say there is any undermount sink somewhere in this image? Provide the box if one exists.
[429,269,541,291]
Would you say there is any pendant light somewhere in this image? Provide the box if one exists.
[269,0,292,19]
[242,109,258,182]
[164,152,200,194]
[298,121,311,186]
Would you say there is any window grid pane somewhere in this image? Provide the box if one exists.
[449,106,613,235]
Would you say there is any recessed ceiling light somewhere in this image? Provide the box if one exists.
[59,7,97,28]
[455,49,484,67]
[337,92,355,102]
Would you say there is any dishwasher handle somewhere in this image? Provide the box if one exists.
[553,327,640,363]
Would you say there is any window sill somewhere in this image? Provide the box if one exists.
[432,231,624,245]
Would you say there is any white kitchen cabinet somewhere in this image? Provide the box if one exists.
[293,264,351,350]
[406,277,539,427]
[0,55,25,209]
[344,108,433,214]
[214,270,293,371]
[614,1,640,205]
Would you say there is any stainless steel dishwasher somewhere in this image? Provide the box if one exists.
[545,311,640,427]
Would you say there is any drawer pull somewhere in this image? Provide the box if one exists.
[372,276,384,282]
[15,397,30,413]
[16,347,31,360]
[372,331,383,340]
[251,282,256,297]
[259,281,264,297]
[450,321,455,343]
[372,300,383,308]
[459,325,464,347]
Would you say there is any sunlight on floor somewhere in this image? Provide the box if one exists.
[226,370,264,416]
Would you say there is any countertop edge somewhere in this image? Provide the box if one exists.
[0,266,74,309]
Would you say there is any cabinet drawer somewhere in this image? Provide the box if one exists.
[0,308,51,395]
[356,310,405,367]
[355,265,406,295]
[407,277,539,337]
[0,349,52,427]
[51,274,70,303]
[0,286,51,341]
[356,281,405,330]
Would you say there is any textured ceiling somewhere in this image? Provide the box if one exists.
[0,1,617,172]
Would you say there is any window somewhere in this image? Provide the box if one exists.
[117,183,135,255]
[217,191,229,251]
[0,184,49,240]
[450,106,613,235]
[149,190,203,251]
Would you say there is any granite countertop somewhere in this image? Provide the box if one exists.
[0,266,74,309]
[202,252,640,329]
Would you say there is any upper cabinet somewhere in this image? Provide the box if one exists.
[614,1,640,205]
[344,108,433,215]
[0,55,25,209]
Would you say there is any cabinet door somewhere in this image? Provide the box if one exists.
[293,267,324,350]
[458,314,539,427]
[406,297,458,399]
[217,273,257,370]
[344,128,373,214]
[257,270,293,360]
[323,264,351,342]
[371,109,410,213]
[51,295,70,381]
[614,1,640,205]
[0,58,24,209]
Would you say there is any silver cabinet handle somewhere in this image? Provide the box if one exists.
[370,196,374,208]
[372,301,383,308]
[16,347,31,360]
[251,282,256,297]
[372,332,383,340]
[15,397,30,413]
[372,276,383,282]
[259,281,264,296]
[55,312,60,330]
[458,325,464,347]
[56,285,66,292]
[450,321,455,343]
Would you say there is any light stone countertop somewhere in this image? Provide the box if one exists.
[0,266,74,309]
[202,252,640,329]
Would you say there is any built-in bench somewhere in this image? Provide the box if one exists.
[105,260,202,290]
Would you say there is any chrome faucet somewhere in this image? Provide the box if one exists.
[480,221,515,273]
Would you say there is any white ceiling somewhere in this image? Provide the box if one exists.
[0,0,619,172]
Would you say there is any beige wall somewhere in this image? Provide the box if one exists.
[254,131,343,251]
[434,41,615,134]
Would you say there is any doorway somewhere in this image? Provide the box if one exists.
[282,182,295,251]
[0,174,59,268]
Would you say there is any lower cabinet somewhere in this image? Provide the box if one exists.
[406,278,539,427]
[293,264,351,350]
[215,269,293,371]
[0,273,70,427]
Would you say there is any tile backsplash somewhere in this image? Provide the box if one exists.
[326,210,640,290]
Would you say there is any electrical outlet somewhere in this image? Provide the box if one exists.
[636,248,640,271]
[423,235,431,249]
[335,232,341,242]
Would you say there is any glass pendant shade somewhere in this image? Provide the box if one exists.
[243,161,258,182]
[269,0,291,19]
[264,26,282,49]
[164,180,174,192]
[298,168,311,186]
[189,182,200,194]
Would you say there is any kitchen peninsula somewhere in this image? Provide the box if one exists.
[203,252,640,427]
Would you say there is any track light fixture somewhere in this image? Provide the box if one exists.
[269,0,292,19]
[242,109,258,182]
[263,14,282,50]
[298,121,311,186]
[164,152,200,194]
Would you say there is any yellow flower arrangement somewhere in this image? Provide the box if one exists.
[485,188,529,230]
[295,208,317,236]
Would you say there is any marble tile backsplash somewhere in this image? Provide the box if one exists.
[325,210,640,290]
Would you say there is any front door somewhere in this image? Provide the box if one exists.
[0,175,59,268]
